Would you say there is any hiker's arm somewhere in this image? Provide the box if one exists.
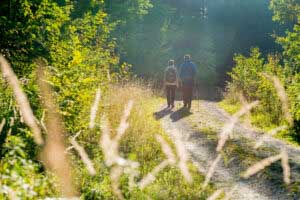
[177,65,183,86]
[163,69,167,87]
[192,63,197,79]
[178,64,183,78]
[175,68,180,87]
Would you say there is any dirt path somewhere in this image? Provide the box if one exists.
[155,100,300,200]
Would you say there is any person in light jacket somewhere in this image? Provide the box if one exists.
[164,59,179,108]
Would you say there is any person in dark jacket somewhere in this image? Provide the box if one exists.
[179,54,197,109]
[164,60,179,108]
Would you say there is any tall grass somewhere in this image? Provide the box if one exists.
[0,55,43,145]
[0,58,219,199]
[216,100,259,152]
[37,66,77,197]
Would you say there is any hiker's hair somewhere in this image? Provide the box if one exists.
[168,59,175,66]
[184,54,191,61]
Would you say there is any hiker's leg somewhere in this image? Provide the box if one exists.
[171,86,176,107]
[166,86,171,107]
[182,86,187,107]
[188,86,193,109]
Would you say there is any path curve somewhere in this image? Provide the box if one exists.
[156,100,300,200]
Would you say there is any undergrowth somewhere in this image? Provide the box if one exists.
[74,84,216,199]
[0,82,216,199]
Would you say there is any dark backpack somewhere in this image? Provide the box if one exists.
[166,67,177,83]
[181,64,195,83]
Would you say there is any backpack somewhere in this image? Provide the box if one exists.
[181,63,195,83]
[165,67,177,83]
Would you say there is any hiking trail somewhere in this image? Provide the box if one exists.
[155,100,300,200]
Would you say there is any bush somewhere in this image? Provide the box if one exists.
[224,48,300,142]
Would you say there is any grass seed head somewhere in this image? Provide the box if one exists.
[0,55,43,145]
[217,101,259,152]
[203,154,222,189]
[89,88,101,129]
[242,153,282,179]
[70,137,96,176]
[37,66,77,197]
[207,189,224,200]
[281,148,291,185]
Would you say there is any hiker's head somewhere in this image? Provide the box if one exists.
[184,54,191,61]
[168,59,175,66]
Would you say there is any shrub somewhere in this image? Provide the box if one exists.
[224,48,300,141]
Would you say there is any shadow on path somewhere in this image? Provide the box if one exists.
[170,107,192,122]
[153,107,173,120]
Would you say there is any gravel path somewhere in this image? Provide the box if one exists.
[155,100,300,200]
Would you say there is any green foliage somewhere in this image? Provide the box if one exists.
[226,49,285,127]
[270,0,300,72]
[229,48,265,100]
[270,0,300,24]
[47,7,119,133]
[277,24,300,71]
[110,0,284,88]
[105,0,153,20]
[0,0,132,198]
[223,0,300,142]
[0,132,57,199]
[0,0,70,75]
[224,47,300,141]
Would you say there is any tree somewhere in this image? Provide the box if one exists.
[270,0,300,71]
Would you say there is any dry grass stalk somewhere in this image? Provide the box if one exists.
[8,189,19,200]
[40,110,48,134]
[37,66,77,197]
[100,111,140,195]
[254,125,287,149]
[70,134,96,176]
[238,93,252,127]
[115,100,134,141]
[263,73,293,126]
[100,115,138,168]
[206,189,224,200]
[138,134,190,190]
[100,115,119,165]
[281,148,291,185]
[203,154,222,189]
[110,166,125,200]
[138,160,169,189]
[7,128,12,136]
[216,101,259,152]
[0,118,6,134]
[192,160,206,174]
[100,101,137,168]
[124,166,140,189]
[0,55,43,145]
[9,117,14,127]
[155,135,176,164]
[242,153,282,179]
[173,130,193,183]
[64,146,75,154]
[89,88,101,129]
[99,115,115,166]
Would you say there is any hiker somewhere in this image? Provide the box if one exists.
[179,54,197,109]
[164,59,179,108]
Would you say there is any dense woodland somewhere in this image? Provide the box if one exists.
[0,0,300,199]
